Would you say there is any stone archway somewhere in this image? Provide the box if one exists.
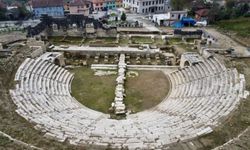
[184,60,190,67]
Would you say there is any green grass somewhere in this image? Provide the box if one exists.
[119,37,130,46]
[131,36,153,44]
[167,38,182,44]
[186,38,197,43]
[95,37,117,43]
[70,68,170,114]
[86,37,118,45]
[82,38,93,44]
[178,43,196,52]
[125,71,170,113]
[154,38,165,46]
[70,67,116,113]
[0,135,12,146]
[216,17,250,37]
[0,135,27,150]
[48,36,83,45]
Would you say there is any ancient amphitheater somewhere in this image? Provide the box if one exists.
[9,52,248,149]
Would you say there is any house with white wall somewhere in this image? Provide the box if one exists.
[151,11,187,26]
[123,0,171,14]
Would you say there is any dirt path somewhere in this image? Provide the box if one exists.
[204,28,250,57]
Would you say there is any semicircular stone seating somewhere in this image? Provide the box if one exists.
[10,55,248,149]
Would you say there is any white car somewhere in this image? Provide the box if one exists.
[195,20,207,27]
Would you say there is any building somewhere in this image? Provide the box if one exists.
[64,0,71,14]
[237,0,250,5]
[123,0,171,14]
[69,0,92,16]
[105,0,116,10]
[92,0,105,11]
[107,9,122,21]
[32,0,64,18]
[152,11,187,26]
[115,0,123,8]
[195,9,209,21]
[0,1,6,9]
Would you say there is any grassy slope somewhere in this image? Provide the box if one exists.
[0,135,27,150]
[216,17,250,37]
[131,36,153,44]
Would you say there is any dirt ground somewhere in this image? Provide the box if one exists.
[125,70,170,113]
[204,28,249,57]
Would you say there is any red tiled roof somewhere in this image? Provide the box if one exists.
[32,0,64,8]
[69,0,91,6]
[0,1,6,9]
[195,9,209,17]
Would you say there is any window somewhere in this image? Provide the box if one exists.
[142,9,144,13]
[143,2,145,6]
[152,1,154,5]
[149,1,151,5]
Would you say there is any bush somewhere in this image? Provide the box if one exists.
[120,12,126,21]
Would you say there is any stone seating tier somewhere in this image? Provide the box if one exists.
[10,57,248,149]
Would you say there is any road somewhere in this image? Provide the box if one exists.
[126,13,160,32]
[204,27,250,57]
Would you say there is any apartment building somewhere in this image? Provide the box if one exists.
[123,0,171,14]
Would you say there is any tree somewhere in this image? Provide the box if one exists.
[121,12,126,21]
[225,0,236,9]
[171,0,185,10]
[170,0,193,11]
[238,3,249,15]
[18,5,30,19]
[207,3,221,23]
[0,8,7,21]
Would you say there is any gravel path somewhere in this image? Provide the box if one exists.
[204,28,250,57]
